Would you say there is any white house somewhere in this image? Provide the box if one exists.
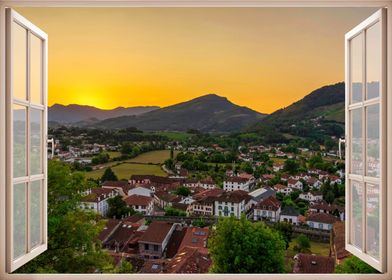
[253,196,281,222]
[80,188,118,217]
[124,194,154,215]
[272,163,284,172]
[273,184,294,195]
[306,177,322,189]
[306,212,339,230]
[214,190,253,218]
[279,206,300,225]
[223,177,250,192]
[299,191,323,203]
[288,179,303,190]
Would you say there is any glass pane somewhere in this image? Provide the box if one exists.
[350,33,363,104]
[366,182,380,260]
[366,22,381,100]
[12,22,27,100]
[366,104,380,177]
[351,180,363,249]
[14,183,26,259]
[30,34,43,104]
[351,108,363,175]
[13,105,26,178]
[31,109,42,175]
[30,180,42,248]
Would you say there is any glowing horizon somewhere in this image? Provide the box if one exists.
[17,7,376,114]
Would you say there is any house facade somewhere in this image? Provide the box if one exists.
[253,196,281,222]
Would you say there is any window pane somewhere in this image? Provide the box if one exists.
[12,22,27,100]
[30,180,42,248]
[366,22,381,100]
[13,105,26,178]
[366,104,380,177]
[14,183,26,259]
[366,182,380,260]
[351,180,363,249]
[30,109,42,175]
[30,34,43,104]
[350,33,363,104]
[351,108,363,175]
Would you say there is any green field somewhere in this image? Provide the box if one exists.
[86,162,167,180]
[107,151,122,158]
[286,240,330,258]
[127,150,179,164]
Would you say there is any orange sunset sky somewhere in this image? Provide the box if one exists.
[17,7,376,114]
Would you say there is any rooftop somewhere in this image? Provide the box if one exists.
[293,253,335,273]
[307,212,339,224]
[124,194,153,207]
[138,221,174,244]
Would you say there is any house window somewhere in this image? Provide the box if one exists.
[144,244,149,251]
[153,245,159,252]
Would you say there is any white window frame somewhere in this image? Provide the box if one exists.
[345,8,387,272]
[0,1,391,280]
[5,8,48,273]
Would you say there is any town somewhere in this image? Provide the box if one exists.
[42,126,357,274]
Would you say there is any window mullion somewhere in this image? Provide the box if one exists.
[361,28,367,254]
[26,30,31,254]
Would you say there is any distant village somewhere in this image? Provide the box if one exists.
[50,129,353,274]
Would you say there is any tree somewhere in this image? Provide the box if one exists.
[294,234,311,253]
[335,256,378,273]
[284,159,300,175]
[107,195,135,219]
[164,206,186,217]
[116,259,134,273]
[91,153,110,165]
[209,216,286,273]
[325,190,335,204]
[164,158,175,171]
[273,222,293,249]
[175,186,191,197]
[101,167,118,182]
[16,161,118,273]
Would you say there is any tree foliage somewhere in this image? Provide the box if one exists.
[208,216,286,273]
[293,234,311,253]
[16,160,118,273]
[107,195,135,219]
[335,256,378,274]
[101,167,118,182]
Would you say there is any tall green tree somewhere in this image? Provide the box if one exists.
[294,234,311,253]
[16,160,117,273]
[273,222,293,249]
[107,195,135,219]
[284,159,300,175]
[101,167,118,182]
[209,216,286,273]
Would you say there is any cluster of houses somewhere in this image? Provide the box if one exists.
[80,164,345,233]
[97,215,212,273]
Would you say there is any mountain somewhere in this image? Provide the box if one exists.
[93,94,267,133]
[48,104,160,124]
[247,82,345,142]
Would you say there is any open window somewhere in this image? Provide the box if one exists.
[345,8,387,272]
[5,8,48,272]
[0,3,390,278]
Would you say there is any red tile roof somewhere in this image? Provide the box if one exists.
[225,176,249,183]
[255,196,281,211]
[179,227,209,254]
[139,221,174,244]
[124,194,153,207]
[307,212,339,224]
[215,190,251,203]
[81,188,117,203]
[165,246,212,273]
[293,253,335,273]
